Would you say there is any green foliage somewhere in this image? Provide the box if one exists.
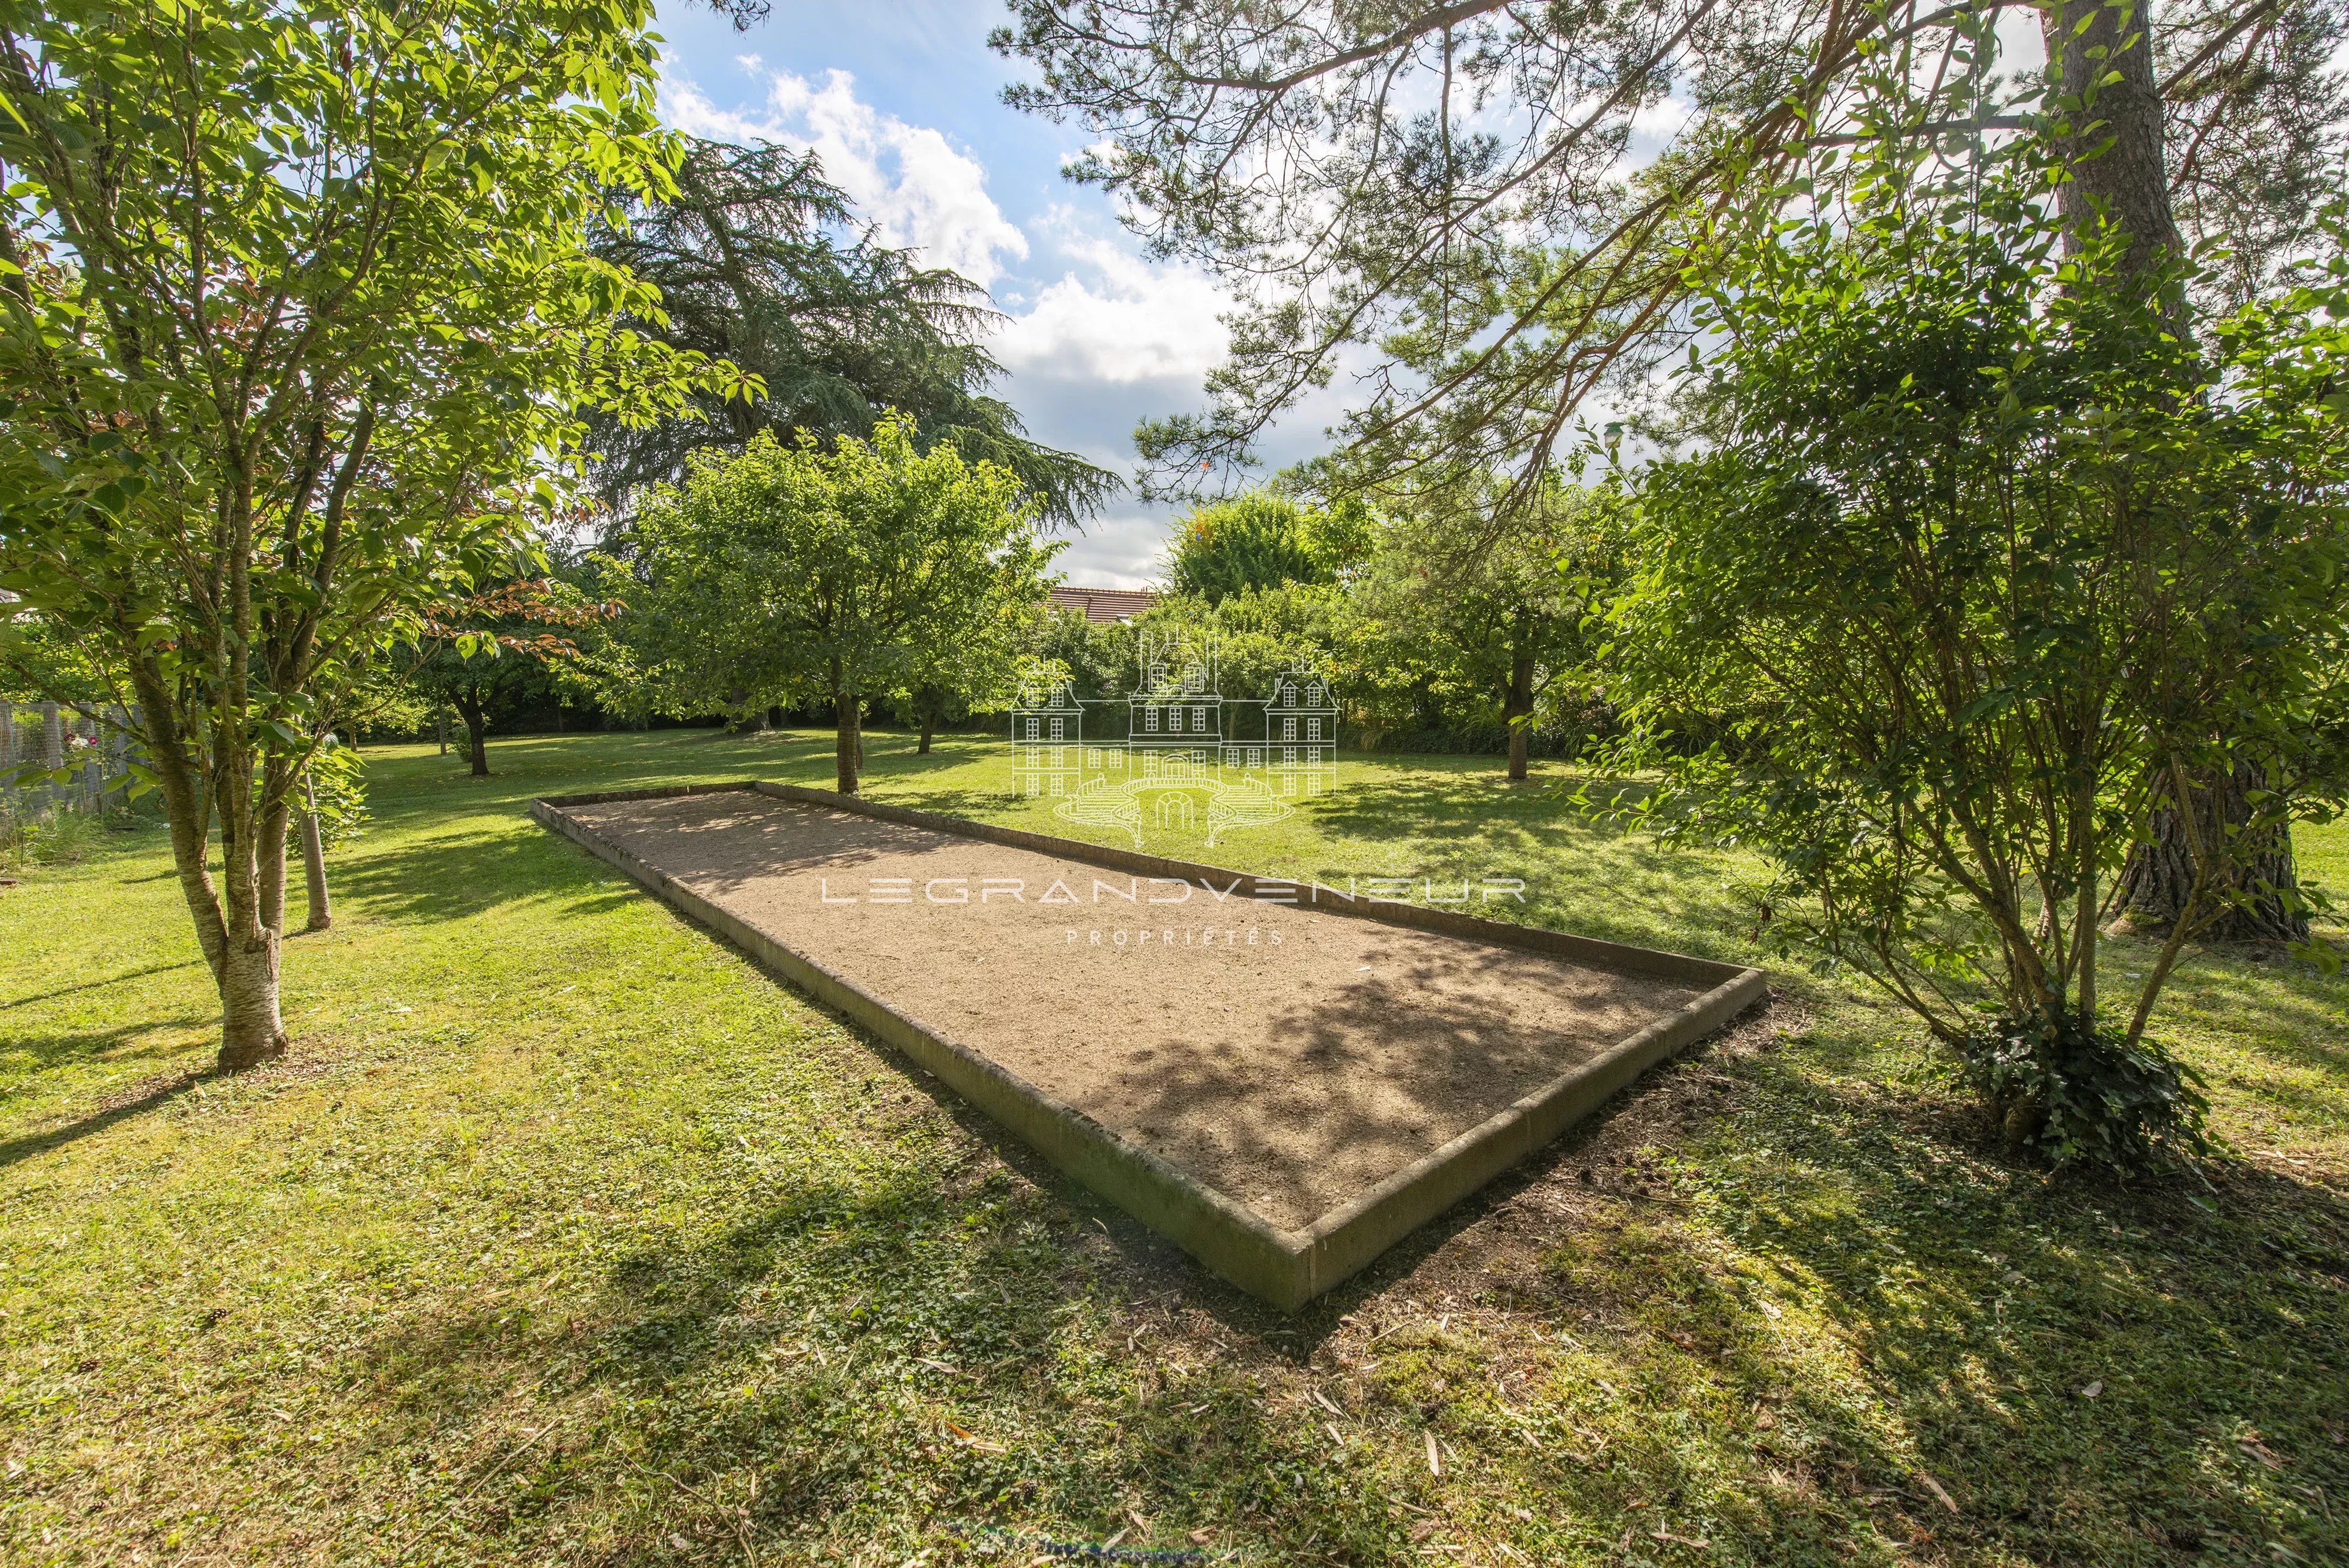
[304,738,369,852]
[1000,3,2347,512]
[0,607,111,705]
[343,671,440,746]
[1029,607,1134,703]
[0,0,743,1059]
[1602,135,2349,1166]
[611,414,1057,786]
[1163,492,1349,602]
[1952,1013,2213,1172]
[587,139,1116,527]
[1344,480,1617,769]
[408,580,611,773]
[0,798,129,871]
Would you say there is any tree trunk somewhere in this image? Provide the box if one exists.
[258,805,289,937]
[436,710,447,756]
[2038,1,2309,939]
[2120,762,2307,943]
[768,705,785,730]
[216,768,291,1069]
[1503,647,1536,782]
[124,677,292,1073]
[299,771,332,933]
[2037,0,2183,280]
[217,924,288,1068]
[918,712,934,755]
[459,694,489,778]
[728,688,764,733]
[834,681,861,794]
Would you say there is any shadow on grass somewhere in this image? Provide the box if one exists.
[359,1143,1403,1563]
[0,1012,214,1080]
[1,958,205,1011]
[329,826,646,927]
[0,1062,211,1168]
[1529,1060,2349,1563]
[1187,1035,2348,1563]
[324,965,2348,1564]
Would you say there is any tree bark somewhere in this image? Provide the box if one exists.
[728,688,764,733]
[2038,0,2183,279]
[458,692,489,777]
[123,678,290,1081]
[258,807,288,937]
[299,770,332,933]
[217,926,289,1068]
[1503,646,1536,782]
[223,750,293,1069]
[918,712,934,755]
[2037,1,2307,940]
[2119,762,2307,943]
[834,682,861,794]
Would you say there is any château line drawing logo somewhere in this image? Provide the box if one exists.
[1007,631,1339,847]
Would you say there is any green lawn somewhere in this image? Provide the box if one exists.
[1,728,2343,1566]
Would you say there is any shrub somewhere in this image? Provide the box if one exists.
[1599,134,2349,1171]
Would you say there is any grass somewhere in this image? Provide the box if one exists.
[0,726,2343,1567]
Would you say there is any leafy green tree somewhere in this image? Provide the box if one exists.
[1029,605,1136,704]
[408,581,613,778]
[1001,1,2344,931]
[1604,142,2349,1169]
[0,601,112,705]
[1163,490,1371,603]
[587,139,1118,529]
[1352,481,1613,780]
[0,0,740,1068]
[617,415,1058,792]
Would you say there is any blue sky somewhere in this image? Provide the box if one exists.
[647,1,1311,588]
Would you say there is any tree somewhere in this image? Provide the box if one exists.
[408,580,613,778]
[995,0,2340,492]
[292,738,367,934]
[586,138,1119,529]
[617,415,1059,792]
[998,0,2345,938]
[1165,492,1335,602]
[0,0,742,1068]
[0,598,112,705]
[1604,140,2349,1168]
[1354,479,1610,780]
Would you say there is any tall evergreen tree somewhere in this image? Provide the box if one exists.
[587,139,1118,528]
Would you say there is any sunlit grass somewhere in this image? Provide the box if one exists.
[1,728,2341,1565]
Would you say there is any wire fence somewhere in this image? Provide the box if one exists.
[1,702,139,824]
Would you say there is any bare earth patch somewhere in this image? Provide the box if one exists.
[566,790,1705,1231]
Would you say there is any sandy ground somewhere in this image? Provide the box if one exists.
[567,792,1701,1231]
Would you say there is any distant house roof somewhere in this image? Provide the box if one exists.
[1049,586,1160,623]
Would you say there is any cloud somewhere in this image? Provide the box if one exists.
[994,228,1230,386]
[652,80,1230,588]
[664,67,1027,286]
[1054,509,1179,590]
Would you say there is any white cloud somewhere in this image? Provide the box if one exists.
[993,221,1229,385]
[664,68,1027,286]
[1055,510,1178,590]
[652,77,1234,588]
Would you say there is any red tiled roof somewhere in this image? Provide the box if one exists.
[1049,586,1160,623]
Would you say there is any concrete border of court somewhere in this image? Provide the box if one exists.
[531,780,1768,1311]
